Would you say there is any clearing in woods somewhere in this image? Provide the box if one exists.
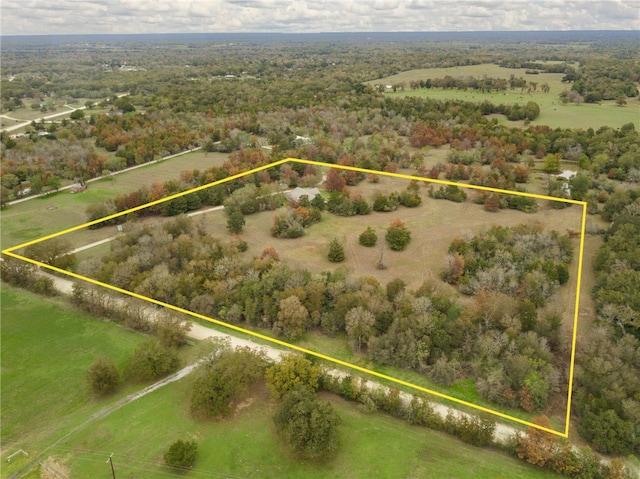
[2,158,587,437]
[369,64,639,129]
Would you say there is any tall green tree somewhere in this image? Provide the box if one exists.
[226,208,245,234]
[265,354,321,398]
[273,386,340,460]
[328,238,345,262]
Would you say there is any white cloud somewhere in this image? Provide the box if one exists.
[1,0,638,35]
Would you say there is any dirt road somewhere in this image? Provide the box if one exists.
[41,270,521,443]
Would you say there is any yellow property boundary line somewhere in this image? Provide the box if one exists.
[2,158,587,438]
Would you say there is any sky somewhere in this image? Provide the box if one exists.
[1,0,639,36]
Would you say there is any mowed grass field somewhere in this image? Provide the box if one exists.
[204,172,584,294]
[0,287,149,477]
[368,64,639,129]
[0,286,565,479]
[0,150,228,249]
[63,382,565,479]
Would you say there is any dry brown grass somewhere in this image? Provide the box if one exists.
[202,174,584,300]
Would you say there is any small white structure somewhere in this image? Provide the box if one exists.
[557,170,577,181]
[286,187,321,203]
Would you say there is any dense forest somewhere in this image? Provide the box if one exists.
[2,31,639,464]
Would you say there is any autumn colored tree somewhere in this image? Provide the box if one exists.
[444,253,465,284]
[325,168,346,193]
[515,416,559,468]
[385,219,412,251]
[483,194,501,212]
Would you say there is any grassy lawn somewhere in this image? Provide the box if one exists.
[63,379,563,479]
[0,286,193,478]
[368,64,639,130]
[0,288,139,438]
[0,150,228,249]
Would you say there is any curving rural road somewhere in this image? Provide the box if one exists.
[41,270,520,444]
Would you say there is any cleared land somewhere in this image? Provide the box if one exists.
[1,286,565,479]
[0,287,147,478]
[368,64,639,129]
[199,172,583,295]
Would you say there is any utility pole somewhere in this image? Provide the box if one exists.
[106,453,116,479]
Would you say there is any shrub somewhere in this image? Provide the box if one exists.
[271,211,304,238]
[408,395,442,429]
[164,440,198,470]
[385,219,412,251]
[445,412,496,447]
[154,314,192,348]
[87,356,120,396]
[359,226,378,247]
[429,185,467,203]
[399,190,422,207]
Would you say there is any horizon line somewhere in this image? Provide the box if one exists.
[2,29,638,38]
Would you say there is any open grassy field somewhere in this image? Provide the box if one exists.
[203,172,584,294]
[368,64,639,129]
[0,150,228,249]
[0,287,148,476]
[60,375,564,479]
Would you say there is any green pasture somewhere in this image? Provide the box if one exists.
[0,150,228,249]
[0,287,147,474]
[62,377,562,479]
[369,64,638,129]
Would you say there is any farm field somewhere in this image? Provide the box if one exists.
[0,150,228,249]
[0,287,149,478]
[0,286,565,479]
[369,64,639,129]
